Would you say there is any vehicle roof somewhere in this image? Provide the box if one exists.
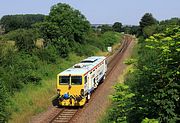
[58,56,106,76]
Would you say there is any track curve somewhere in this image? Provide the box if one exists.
[50,35,133,123]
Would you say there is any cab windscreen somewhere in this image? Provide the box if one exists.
[71,76,82,85]
[59,76,70,85]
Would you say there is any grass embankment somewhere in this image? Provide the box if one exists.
[8,36,122,123]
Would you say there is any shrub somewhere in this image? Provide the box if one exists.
[75,44,100,56]
[0,79,10,123]
[36,45,58,63]
[0,46,42,92]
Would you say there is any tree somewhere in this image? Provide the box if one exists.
[143,25,158,37]
[112,22,122,32]
[130,27,180,122]
[139,13,158,37]
[98,24,113,33]
[139,13,158,29]
[0,14,45,33]
[38,3,91,46]
[122,25,131,34]
[107,26,180,122]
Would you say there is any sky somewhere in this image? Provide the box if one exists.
[0,0,180,25]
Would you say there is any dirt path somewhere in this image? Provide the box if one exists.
[70,36,136,123]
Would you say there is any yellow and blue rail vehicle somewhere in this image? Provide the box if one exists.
[56,56,107,106]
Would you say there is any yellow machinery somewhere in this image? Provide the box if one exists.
[56,56,107,106]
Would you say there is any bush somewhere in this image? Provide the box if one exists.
[52,38,70,58]
[0,79,9,123]
[86,31,121,52]
[36,45,58,63]
[86,32,106,51]
[0,46,42,92]
[106,27,180,123]
[101,31,120,47]
[75,44,100,56]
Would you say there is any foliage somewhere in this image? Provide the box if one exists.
[86,31,106,51]
[75,44,99,56]
[141,28,180,122]
[0,3,123,122]
[133,27,180,122]
[106,27,180,123]
[52,37,70,58]
[37,3,90,47]
[100,31,120,48]
[35,45,58,63]
[7,29,39,52]
[7,53,84,123]
[160,18,180,27]
[139,13,158,30]
[112,22,122,32]
[108,84,135,123]
[0,80,9,123]
[0,14,45,33]
[0,45,42,92]
[122,25,140,36]
[142,25,158,37]
[98,24,113,33]
[141,118,159,123]
[139,13,158,37]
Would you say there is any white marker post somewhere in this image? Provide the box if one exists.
[107,47,112,52]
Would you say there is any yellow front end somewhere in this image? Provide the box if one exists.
[57,75,86,106]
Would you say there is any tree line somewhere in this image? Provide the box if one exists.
[0,14,45,33]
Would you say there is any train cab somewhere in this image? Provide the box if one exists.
[56,56,107,106]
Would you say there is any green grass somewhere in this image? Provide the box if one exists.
[8,79,56,123]
[8,53,84,123]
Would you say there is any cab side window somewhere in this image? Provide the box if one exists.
[85,76,87,84]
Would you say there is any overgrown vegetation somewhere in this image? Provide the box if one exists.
[0,3,122,122]
[0,79,9,123]
[103,14,180,123]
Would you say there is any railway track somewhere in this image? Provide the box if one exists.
[50,35,132,123]
[50,108,78,123]
[106,35,131,76]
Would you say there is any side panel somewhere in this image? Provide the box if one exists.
[87,59,107,92]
